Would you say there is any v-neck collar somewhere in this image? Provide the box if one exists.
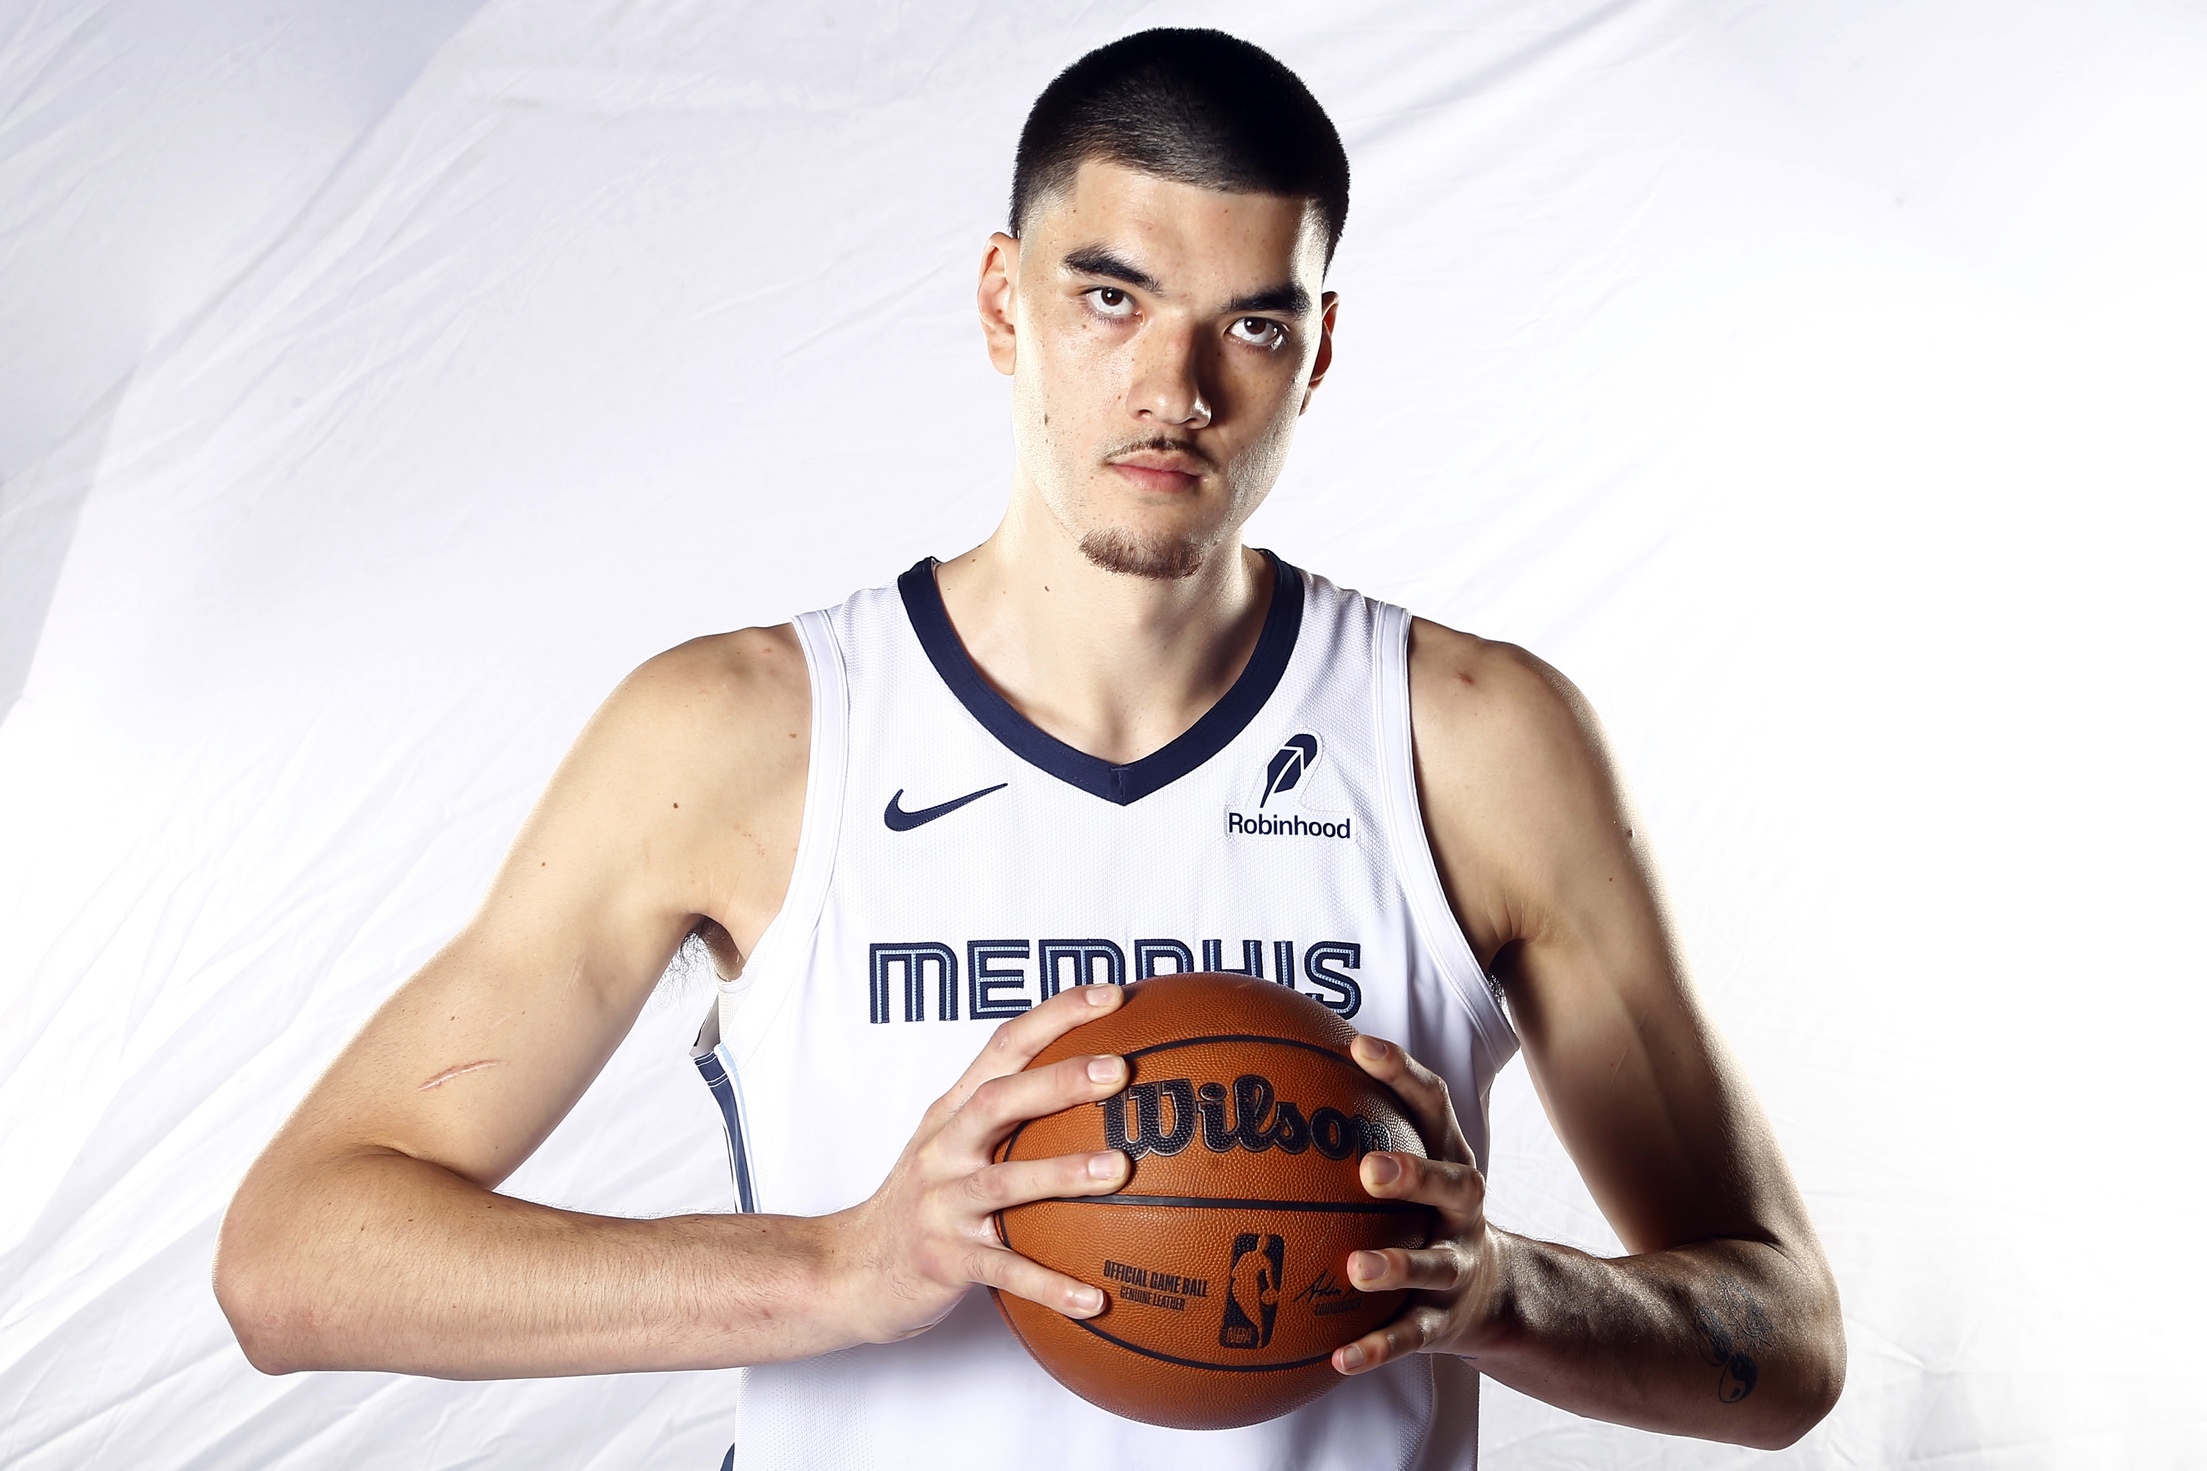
[896,552,1305,807]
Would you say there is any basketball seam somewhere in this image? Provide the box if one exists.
[1026,1194,1428,1214]
[1070,1316,1341,1374]
[1120,1033,1355,1066]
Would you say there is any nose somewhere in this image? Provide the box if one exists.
[1126,320,1214,429]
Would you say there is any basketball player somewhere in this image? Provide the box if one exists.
[216,29,1844,1468]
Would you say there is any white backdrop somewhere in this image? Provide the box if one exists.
[3,2,2204,1466]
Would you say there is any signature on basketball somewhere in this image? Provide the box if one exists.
[1100,1073,1406,1161]
[1292,1269,1364,1317]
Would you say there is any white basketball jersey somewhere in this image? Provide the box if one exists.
[691,555,1518,1470]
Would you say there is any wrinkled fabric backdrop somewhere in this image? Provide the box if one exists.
[2,1,2203,1466]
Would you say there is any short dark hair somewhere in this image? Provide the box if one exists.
[1010,29,1350,271]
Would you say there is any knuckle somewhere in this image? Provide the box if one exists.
[956,1166,1000,1209]
[1053,1059,1109,1101]
[912,1137,952,1177]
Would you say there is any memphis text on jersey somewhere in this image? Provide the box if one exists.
[867,938,1365,1022]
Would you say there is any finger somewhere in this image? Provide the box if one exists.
[1357,1150,1486,1232]
[1332,1301,1453,1375]
[1350,1034,1473,1163]
[966,1149,1130,1212]
[966,1244,1108,1320]
[938,983,1126,1115]
[1344,1245,1466,1295]
[941,1051,1127,1156]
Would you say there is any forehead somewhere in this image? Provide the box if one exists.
[1022,158,1327,300]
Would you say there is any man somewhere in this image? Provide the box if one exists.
[216,28,1843,1468]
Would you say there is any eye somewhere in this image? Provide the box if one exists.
[1086,287,1136,318]
[1230,316,1288,349]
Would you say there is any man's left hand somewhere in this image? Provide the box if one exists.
[1333,1033,1508,1374]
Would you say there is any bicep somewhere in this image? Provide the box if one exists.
[289,895,684,1190]
[265,653,760,1189]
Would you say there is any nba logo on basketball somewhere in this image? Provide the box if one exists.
[1220,1233,1285,1349]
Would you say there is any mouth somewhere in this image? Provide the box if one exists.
[1106,451,1207,495]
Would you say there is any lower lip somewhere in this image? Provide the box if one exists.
[1110,464,1201,493]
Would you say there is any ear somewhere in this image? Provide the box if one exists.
[1300,291,1339,414]
[978,232,1021,376]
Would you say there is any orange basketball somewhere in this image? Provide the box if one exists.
[992,972,1432,1430]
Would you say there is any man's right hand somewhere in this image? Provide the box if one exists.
[833,981,1133,1343]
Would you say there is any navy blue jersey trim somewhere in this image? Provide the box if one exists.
[692,1045,757,1214]
[896,552,1304,806]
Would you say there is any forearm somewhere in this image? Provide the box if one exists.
[216,1149,855,1377]
[1462,1230,1844,1449]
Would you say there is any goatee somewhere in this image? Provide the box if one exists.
[1077,528,1206,581]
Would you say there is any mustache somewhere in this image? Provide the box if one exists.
[1104,435,1218,470]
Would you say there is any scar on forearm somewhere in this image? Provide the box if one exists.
[419,1060,501,1091]
[1693,1276,1774,1404]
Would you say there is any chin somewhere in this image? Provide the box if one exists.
[1076,526,1209,581]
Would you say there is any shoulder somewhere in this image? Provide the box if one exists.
[598,623,810,753]
[578,623,812,840]
[1406,618,1609,787]
[1404,618,1636,954]
[514,625,811,941]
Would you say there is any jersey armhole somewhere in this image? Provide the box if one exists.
[708,608,850,1062]
[1370,603,1520,1077]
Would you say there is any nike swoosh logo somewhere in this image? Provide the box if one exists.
[883,783,1008,832]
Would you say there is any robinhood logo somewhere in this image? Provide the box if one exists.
[1227,733,1352,839]
[1260,734,1319,807]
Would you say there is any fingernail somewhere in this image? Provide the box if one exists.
[1088,1056,1123,1083]
[1075,1286,1104,1314]
[1364,1152,1402,1186]
[1086,984,1117,1005]
[1088,1151,1125,1179]
[1338,1344,1366,1371]
[1349,1251,1382,1284]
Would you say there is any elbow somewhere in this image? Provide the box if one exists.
[1789,1327,1849,1446]
[1743,1385,1841,1451]
[212,1201,317,1375]
[1749,1286,1848,1450]
[1748,1358,1844,1450]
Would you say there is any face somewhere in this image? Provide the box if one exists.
[978,159,1338,580]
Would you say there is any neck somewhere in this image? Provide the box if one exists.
[933,500,1273,767]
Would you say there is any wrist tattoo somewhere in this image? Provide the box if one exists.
[1692,1276,1773,1404]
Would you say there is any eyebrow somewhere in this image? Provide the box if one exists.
[1224,282,1311,316]
[1062,246,1162,294]
[1061,245,1311,317]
